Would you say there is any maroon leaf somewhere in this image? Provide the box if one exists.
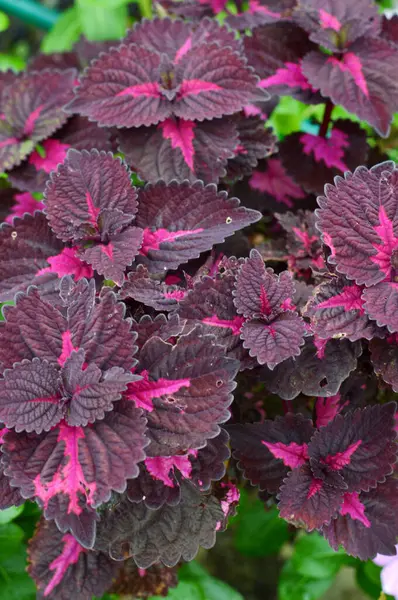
[249,158,306,209]
[109,560,178,598]
[0,458,23,509]
[127,327,239,455]
[279,120,368,195]
[308,403,397,493]
[95,480,224,567]
[118,117,238,184]
[0,212,64,302]
[276,209,325,273]
[229,414,315,493]
[131,313,186,353]
[321,478,398,559]
[135,180,260,273]
[3,401,148,548]
[119,265,186,311]
[278,463,343,530]
[0,69,76,172]
[370,336,398,392]
[302,40,398,136]
[260,338,362,400]
[28,519,117,600]
[126,462,182,509]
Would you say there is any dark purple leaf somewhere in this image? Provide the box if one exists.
[229,413,314,493]
[131,313,185,353]
[260,338,362,400]
[109,560,178,598]
[370,336,398,392]
[119,265,186,311]
[95,480,224,567]
[118,117,238,184]
[28,518,117,600]
[135,180,261,273]
[248,157,306,209]
[302,40,398,136]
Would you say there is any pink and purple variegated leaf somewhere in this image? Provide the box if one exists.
[131,313,185,353]
[118,117,238,184]
[316,161,398,285]
[127,326,239,455]
[260,338,362,400]
[135,180,261,273]
[9,116,112,194]
[276,209,325,273]
[28,519,118,600]
[95,480,224,567]
[119,264,186,311]
[305,277,382,342]
[293,0,381,52]
[224,116,277,181]
[229,413,314,493]
[67,40,261,127]
[234,248,296,318]
[370,336,398,392]
[321,478,398,559]
[4,191,44,224]
[308,403,397,493]
[249,158,306,209]
[278,463,344,530]
[3,400,148,548]
[0,69,77,172]
[0,212,64,302]
[126,462,182,509]
[279,120,368,195]
[302,40,398,136]
[243,22,321,104]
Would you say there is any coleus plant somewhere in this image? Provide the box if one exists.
[0,0,397,597]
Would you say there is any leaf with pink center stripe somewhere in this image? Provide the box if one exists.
[308,403,397,492]
[37,247,94,281]
[249,158,306,208]
[279,120,368,195]
[0,69,76,172]
[133,326,239,455]
[306,277,382,342]
[28,519,117,600]
[118,117,238,184]
[294,0,380,51]
[302,39,398,136]
[244,22,321,103]
[4,191,44,224]
[119,265,186,311]
[278,463,343,530]
[0,212,64,302]
[321,478,398,559]
[229,414,314,493]
[135,180,260,273]
[2,400,148,547]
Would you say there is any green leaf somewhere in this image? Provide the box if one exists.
[0,506,24,525]
[0,524,25,558]
[291,533,348,580]
[233,491,289,557]
[278,562,334,600]
[151,581,204,600]
[0,11,9,32]
[41,7,82,53]
[356,561,386,599]
[76,0,129,41]
[0,54,25,72]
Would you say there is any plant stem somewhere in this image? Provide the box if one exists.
[137,0,152,18]
[0,0,59,30]
[319,100,334,138]
[282,400,292,415]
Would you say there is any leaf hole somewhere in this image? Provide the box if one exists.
[319,377,328,388]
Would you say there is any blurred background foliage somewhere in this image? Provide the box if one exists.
[0,0,397,599]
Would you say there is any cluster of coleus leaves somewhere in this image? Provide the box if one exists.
[0,0,398,598]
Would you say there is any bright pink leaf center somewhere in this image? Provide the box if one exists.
[145,453,194,487]
[159,118,196,170]
[34,423,97,516]
[0,137,18,149]
[220,482,240,516]
[316,284,365,314]
[316,394,342,428]
[371,206,398,279]
[44,534,84,596]
[126,370,190,412]
[328,53,369,97]
[262,441,309,468]
[175,37,192,62]
[301,129,349,172]
[177,80,222,98]
[24,104,44,136]
[258,62,313,91]
[58,331,78,367]
[164,289,186,301]
[340,491,371,527]
[140,227,204,255]
[117,82,161,98]
[307,477,323,499]
[37,247,94,281]
[292,227,318,254]
[0,427,9,444]
[202,315,246,335]
[314,336,327,360]
[249,159,305,207]
[322,439,362,471]
[5,192,44,224]
[85,191,100,226]
[319,9,341,31]
[248,0,280,16]
[29,139,70,173]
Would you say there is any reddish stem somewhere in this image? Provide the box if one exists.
[319,100,334,138]
[282,400,292,415]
